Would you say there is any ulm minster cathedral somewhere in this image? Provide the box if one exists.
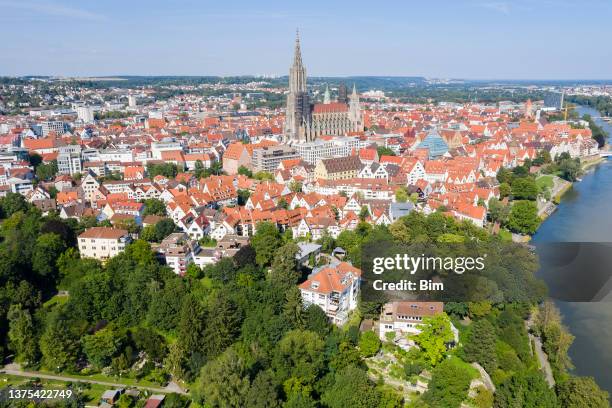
[284,33,364,143]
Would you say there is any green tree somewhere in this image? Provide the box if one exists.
[377,146,395,156]
[488,198,510,224]
[237,165,253,177]
[283,286,305,330]
[269,242,300,288]
[423,358,474,408]
[463,319,497,373]
[115,393,135,408]
[358,331,381,357]
[147,163,179,178]
[511,177,538,200]
[140,225,157,242]
[154,218,176,241]
[359,205,370,221]
[251,221,282,267]
[413,313,454,366]
[304,304,331,336]
[35,160,58,181]
[192,347,250,408]
[499,182,511,199]
[321,365,382,408]
[289,180,303,193]
[272,330,325,387]
[254,171,274,181]
[81,326,123,368]
[278,197,289,209]
[0,192,29,218]
[496,167,513,185]
[203,292,242,359]
[558,158,582,182]
[132,327,167,362]
[7,305,38,364]
[507,201,540,234]
[143,198,167,216]
[39,317,80,372]
[32,232,67,279]
[556,376,610,408]
[238,189,251,206]
[494,371,557,408]
[395,187,409,203]
[245,370,281,408]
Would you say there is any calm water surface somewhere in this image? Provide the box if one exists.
[532,105,612,393]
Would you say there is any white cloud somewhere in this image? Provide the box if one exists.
[477,1,511,14]
[0,0,105,21]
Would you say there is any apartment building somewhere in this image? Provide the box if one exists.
[57,145,82,175]
[157,232,199,275]
[294,136,360,165]
[314,155,363,181]
[299,261,361,326]
[76,106,95,123]
[78,227,131,260]
[252,145,300,173]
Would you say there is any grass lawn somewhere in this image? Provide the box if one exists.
[536,175,554,190]
[498,228,513,242]
[0,373,108,405]
[42,294,69,309]
[35,369,163,389]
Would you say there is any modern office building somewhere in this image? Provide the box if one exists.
[544,91,565,110]
[41,121,68,136]
[57,145,83,175]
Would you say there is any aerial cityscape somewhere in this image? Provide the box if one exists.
[1,1,612,407]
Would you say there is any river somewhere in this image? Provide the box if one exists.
[532,105,612,394]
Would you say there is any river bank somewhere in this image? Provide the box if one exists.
[532,104,612,395]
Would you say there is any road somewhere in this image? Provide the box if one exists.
[1,364,187,395]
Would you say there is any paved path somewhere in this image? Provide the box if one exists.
[524,318,555,388]
[528,334,555,388]
[1,364,187,395]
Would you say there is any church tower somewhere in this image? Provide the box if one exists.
[285,31,308,142]
[348,84,363,131]
[323,84,331,104]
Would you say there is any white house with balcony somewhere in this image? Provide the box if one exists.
[298,261,361,326]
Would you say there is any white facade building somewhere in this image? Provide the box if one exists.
[294,136,360,165]
[298,262,361,326]
[78,227,131,261]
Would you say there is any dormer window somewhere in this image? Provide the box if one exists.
[311,281,319,290]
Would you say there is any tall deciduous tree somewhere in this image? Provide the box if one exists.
[423,358,474,408]
[413,313,454,366]
[32,232,67,280]
[39,316,80,372]
[251,221,282,267]
[193,347,250,408]
[7,305,38,364]
[507,201,540,235]
[556,376,610,408]
[81,326,123,368]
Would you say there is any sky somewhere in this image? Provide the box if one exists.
[1,0,611,79]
